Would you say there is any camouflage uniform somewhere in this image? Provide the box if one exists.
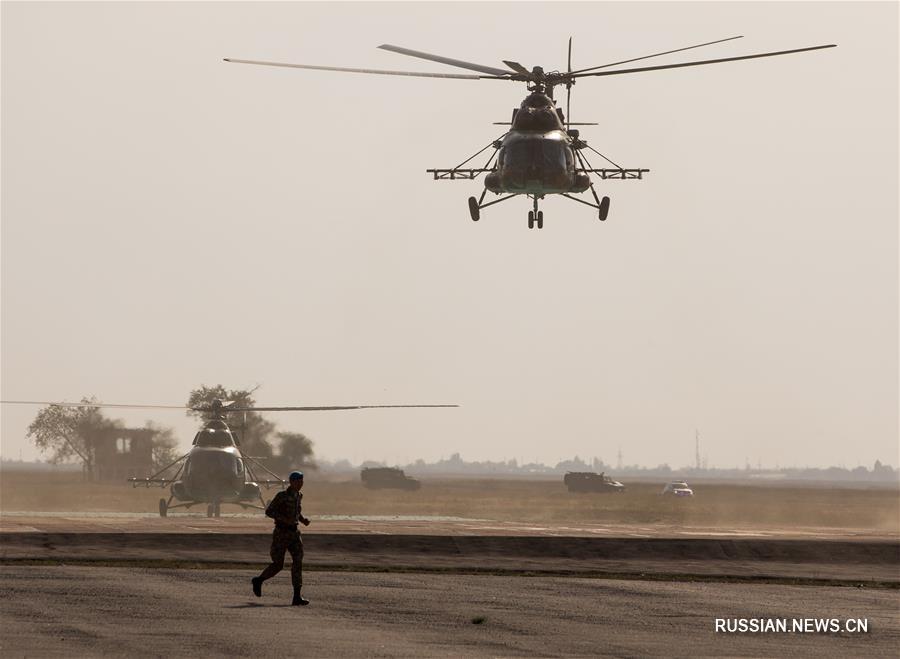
[258,488,307,591]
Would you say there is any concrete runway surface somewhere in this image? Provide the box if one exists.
[2,511,895,540]
[1,513,897,656]
[1,566,898,657]
[2,513,898,583]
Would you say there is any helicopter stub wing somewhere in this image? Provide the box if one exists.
[492,122,598,126]
[128,477,177,487]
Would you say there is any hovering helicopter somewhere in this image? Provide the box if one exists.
[225,36,835,228]
[2,397,456,517]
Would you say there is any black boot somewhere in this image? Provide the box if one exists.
[251,577,262,598]
[292,590,309,606]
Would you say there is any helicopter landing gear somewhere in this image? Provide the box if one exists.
[527,210,544,229]
[468,196,480,221]
[598,196,610,222]
[158,498,168,518]
[464,192,519,222]
[559,189,612,222]
[528,197,544,229]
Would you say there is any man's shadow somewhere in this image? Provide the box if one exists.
[225,602,297,608]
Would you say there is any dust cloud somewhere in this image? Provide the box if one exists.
[2,470,897,533]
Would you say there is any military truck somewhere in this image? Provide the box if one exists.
[564,471,625,493]
[360,467,421,491]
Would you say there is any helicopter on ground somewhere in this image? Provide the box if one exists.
[2,397,456,517]
[225,36,835,229]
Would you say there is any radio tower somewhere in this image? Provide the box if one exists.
[617,447,623,471]
[695,429,701,471]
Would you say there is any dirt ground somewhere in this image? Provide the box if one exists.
[1,566,897,657]
[2,471,898,533]
[2,472,897,656]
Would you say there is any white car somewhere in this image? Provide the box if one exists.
[662,481,694,497]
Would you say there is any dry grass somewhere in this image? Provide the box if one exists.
[1,470,897,531]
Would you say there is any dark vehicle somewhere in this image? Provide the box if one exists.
[564,471,625,494]
[361,467,421,491]
[226,37,835,228]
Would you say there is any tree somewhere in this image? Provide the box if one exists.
[272,431,317,473]
[143,421,180,472]
[26,397,120,481]
[186,385,275,457]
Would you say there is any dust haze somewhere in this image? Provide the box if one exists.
[3,470,897,534]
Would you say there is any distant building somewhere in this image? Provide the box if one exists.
[94,427,154,481]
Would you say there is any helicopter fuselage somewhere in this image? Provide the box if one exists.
[171,446,252,503]
[484,92,590,196]
[162,419,265,513]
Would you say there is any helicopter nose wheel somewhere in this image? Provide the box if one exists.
[528,197,544,229]
[528,210,544,229]
[158,498,168,518]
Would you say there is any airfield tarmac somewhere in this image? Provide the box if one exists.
[1,566,898,657]
[2,481,898,656]
[3,510,895,538]
[2,512,897,583]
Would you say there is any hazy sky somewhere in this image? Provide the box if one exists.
[2,2,897,469]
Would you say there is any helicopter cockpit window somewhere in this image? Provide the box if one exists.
[542,141,567,169]
[188,450,242,477]
[503,139,536,164]
[192,429,237,448]
[503,138,567,172]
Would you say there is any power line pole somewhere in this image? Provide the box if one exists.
[695,429,701,471]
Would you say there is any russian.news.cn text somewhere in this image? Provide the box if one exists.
[715,618,869,633]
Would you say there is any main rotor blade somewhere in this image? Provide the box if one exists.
[378,44,512,77]
[503,61,530,75]
[231,404,459,412]
[1,400,459,412]
[569,35,744,75]
[1,400,189,410]
[224,58,485,80]
[571,44,836,79]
